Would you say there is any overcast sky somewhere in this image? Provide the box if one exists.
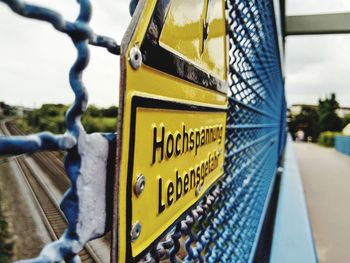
[0,0,130,108]
[286,0,350,107]
[0,0,350,108]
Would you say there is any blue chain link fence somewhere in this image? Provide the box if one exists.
[0,0,286,262]
[140,0,286,262]
[335,135,350,156]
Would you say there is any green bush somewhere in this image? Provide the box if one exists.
[17,104,117,134]
[82,116,116,133]
[318,131,341,147]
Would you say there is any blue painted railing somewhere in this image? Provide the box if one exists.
[270,136,318,263]
[335,135,350,157]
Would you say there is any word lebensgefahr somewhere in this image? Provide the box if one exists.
[157,149,221,214]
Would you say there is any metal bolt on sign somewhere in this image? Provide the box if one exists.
[131,221,142,241]
[129,44,142,69]
[134,174,146,197]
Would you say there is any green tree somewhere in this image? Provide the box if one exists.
[40,104,63,117]
[288,106,319,142]
[19,104,117,134]
[86,105,102,118]
[102,106,118,118]
[342,114,350,128]
[318,93,343,132]
[0,102,16,116]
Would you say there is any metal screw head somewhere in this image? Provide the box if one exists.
[131,221,142,241]
[129,44,142,69]
[134,174,146,197]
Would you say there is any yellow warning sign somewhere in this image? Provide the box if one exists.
[114,0,228,261]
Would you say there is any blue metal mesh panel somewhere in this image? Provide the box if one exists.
[140,0,286,262]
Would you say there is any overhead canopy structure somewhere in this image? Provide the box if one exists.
[286,12,350,35]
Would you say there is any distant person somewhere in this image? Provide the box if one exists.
[296,130,305,142]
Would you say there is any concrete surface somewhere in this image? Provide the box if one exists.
[295,142,350,263]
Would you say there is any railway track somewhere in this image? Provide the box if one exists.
[6,123,70,193]
[1,120,101,262]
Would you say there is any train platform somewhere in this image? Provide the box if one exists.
[295,142,350,263]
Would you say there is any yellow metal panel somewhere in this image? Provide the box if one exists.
[115,0,228,261]
[159,0,227,80]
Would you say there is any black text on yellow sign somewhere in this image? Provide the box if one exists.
[152,124,224,214]
[130,98,226,257]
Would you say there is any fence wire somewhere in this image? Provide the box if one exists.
[139,0,286,262]
[0,0,120,262]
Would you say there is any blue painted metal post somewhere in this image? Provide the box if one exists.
[335,135,350,156]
